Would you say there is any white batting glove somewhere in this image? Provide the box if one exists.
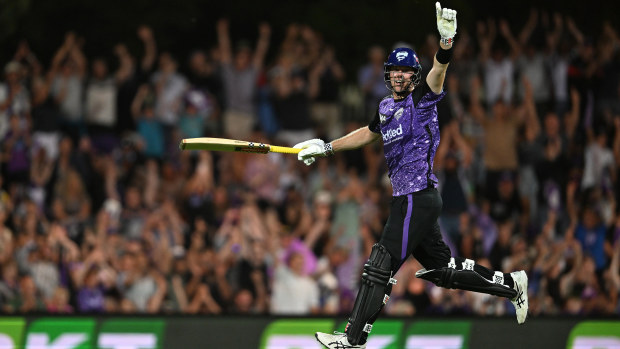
[293,139,333,166]
[436,2,457,46]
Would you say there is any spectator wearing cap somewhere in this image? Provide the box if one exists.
[178,89,214,139]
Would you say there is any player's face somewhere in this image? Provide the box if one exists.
[389,66,415,92]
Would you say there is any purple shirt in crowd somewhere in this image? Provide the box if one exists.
[369,81,445,196]
[77,287,105,313]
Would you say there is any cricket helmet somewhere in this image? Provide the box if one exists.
[384,47,422,92]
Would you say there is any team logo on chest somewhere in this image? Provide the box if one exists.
[394,108,404,121]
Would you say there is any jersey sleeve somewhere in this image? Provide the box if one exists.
[413,80,446,122]
[368,109,381,133]
[413,80,446,106]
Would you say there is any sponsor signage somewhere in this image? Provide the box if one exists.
[260,319,334,349]
[98,319,164,349]
[1,316,619,349]
[405,321,470,349]
[566,321,620,349]
[0,318,163,349]
[26,318,96,349]
[259,319,468,349]
[0,318,25,349]
[335,320,404,349]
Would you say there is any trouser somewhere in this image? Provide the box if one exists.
[345,187,515,345]
[379,187,449,272]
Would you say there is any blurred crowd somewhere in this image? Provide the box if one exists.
[0,10,619,319]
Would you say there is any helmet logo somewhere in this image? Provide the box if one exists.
[396,52,408,61]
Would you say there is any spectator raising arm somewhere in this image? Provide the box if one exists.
[498,19,521,60]
[476,19,496,64]
[253,22,271,69]
[113,44,133,84]
[468,75,486,124]
[138,25,157,72]
[216,19,233,65]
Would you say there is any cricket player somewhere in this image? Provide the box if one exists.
[294,3,528,348]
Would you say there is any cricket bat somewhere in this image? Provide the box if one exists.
[179,137,301,154]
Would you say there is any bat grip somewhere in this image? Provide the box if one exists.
[269,146,301,154]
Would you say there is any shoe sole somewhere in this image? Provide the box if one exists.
[515,272,528,324]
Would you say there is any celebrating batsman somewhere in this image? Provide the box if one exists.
[295,3,528,348]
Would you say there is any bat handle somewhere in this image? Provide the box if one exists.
[269,145,301,154]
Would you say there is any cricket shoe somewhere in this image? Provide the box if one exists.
[510,270,528,324]
[315,332,366,349]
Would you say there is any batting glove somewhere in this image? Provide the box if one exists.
[293,139,334,166]
[436,2,457,46]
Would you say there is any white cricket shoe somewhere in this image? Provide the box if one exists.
[315,332,366,349]
[510,270,529,324]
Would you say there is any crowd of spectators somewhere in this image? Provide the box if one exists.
[0,10,619,319]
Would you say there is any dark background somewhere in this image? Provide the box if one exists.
[1,0,619,80]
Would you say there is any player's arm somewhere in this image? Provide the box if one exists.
[294,127,380,166]
[426,2,457,94]
[331,126,380,152]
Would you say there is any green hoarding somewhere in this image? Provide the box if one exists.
[0,315,617,349]
[566,321,620,349]
[405,320,470,349]
[25,318,96,349]
[0,318,25,349]
[260,319,335,349]
[336,319,405,349]
[97,319,165,349]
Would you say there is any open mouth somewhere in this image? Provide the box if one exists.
[394,79,406,87]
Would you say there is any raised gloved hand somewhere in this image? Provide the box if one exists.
[293,138,333,166]
[435,2,457,46]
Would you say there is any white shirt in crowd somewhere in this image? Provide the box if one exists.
[270,264,319,314]
[85,78,117,127]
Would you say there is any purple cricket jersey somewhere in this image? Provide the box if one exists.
[369,81,446,196]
